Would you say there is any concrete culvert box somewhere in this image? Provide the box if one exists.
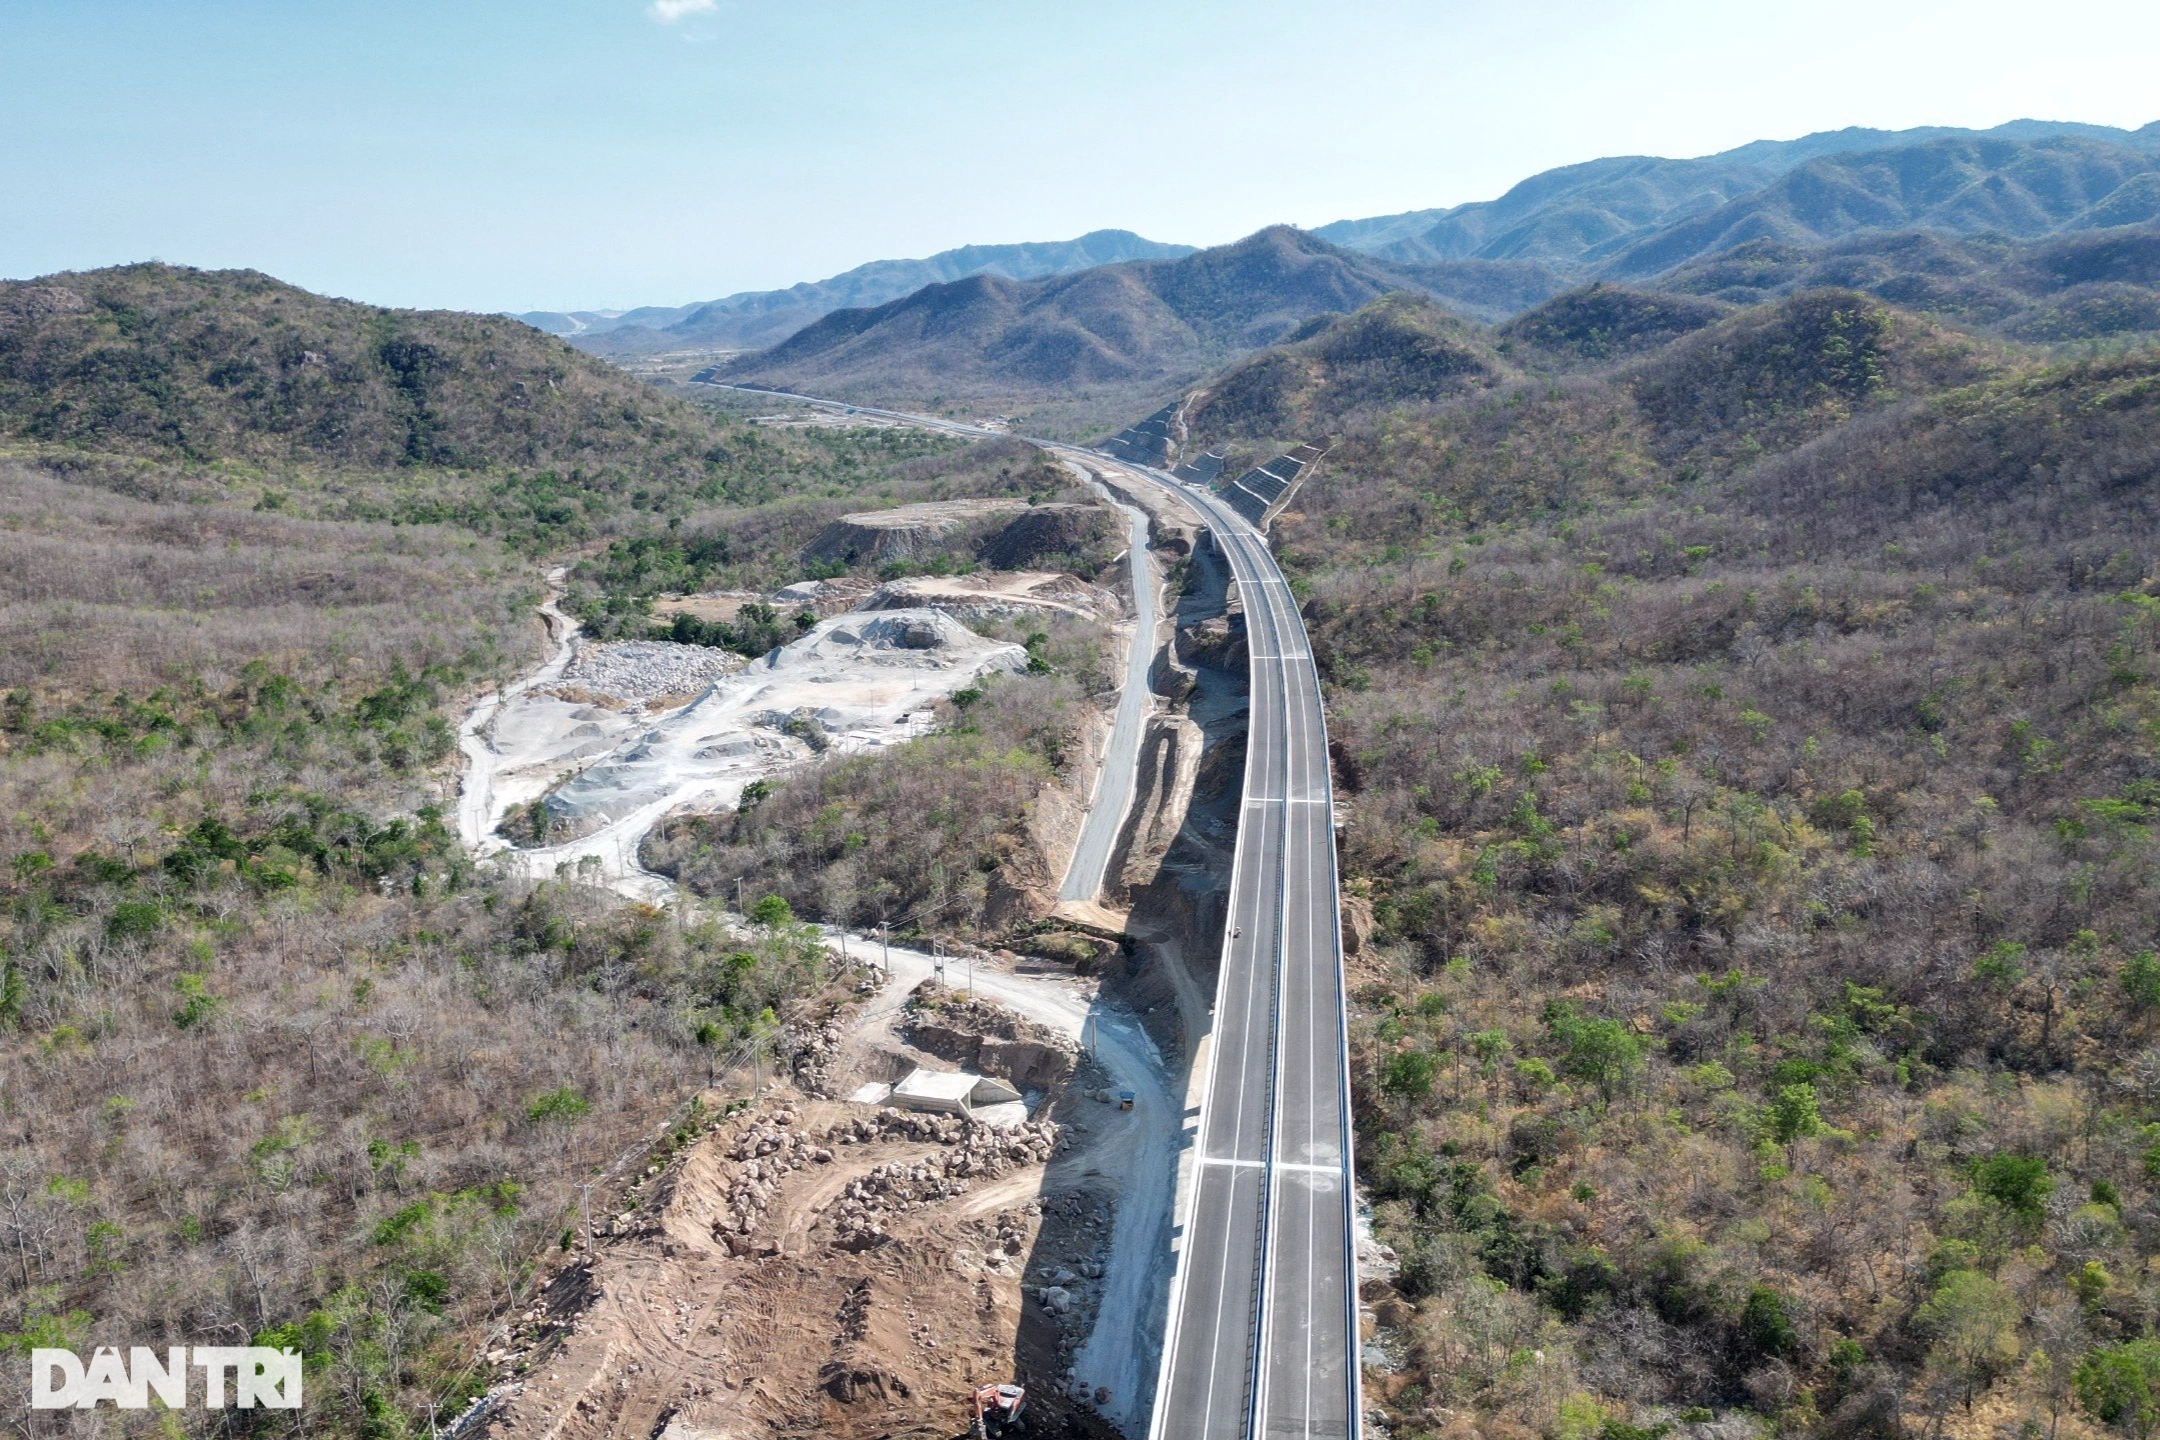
[885,1067,1022,1118]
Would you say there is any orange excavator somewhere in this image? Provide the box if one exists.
[970,1383,1027,1437]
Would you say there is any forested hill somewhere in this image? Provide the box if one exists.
[711,130,2160,415]
[0,263,732,483]
[1319,124,2160,271]
[1183,282,2160,1439]
[529,228,1198,356]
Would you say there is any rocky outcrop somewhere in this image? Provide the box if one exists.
[820,1114,1061,1250]
[1341,893,1375,956]
[1179,613,1246,670]
[708,1107,832,1254]
[1106,714,1205,906]
[555,639,744,704]
[899,983,1077,1089]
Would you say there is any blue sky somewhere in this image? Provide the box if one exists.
[3,0,2155,312]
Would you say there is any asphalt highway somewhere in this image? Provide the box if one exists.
[1133,471,1357,1440]
[694,382,1359,1439]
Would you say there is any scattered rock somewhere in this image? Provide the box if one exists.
[557,640,744,705]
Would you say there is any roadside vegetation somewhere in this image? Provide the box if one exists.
[562,438,1106,641]
[0,451,851,1437]
[14,233,2160,1440]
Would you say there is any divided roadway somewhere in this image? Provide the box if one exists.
[1126,466,1357,1440]
[694,383,1359,1440]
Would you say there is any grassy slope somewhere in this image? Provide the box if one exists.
[1191,288,2160,1440]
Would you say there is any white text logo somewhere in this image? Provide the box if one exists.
[29,1347,303,1410]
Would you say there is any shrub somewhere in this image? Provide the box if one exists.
[1970,1152,2053,1226]
[1544,1003,1645,1104]
[2078,1339,2160,1439]
[1742,1283,1796,1355]
[1382,1049,1437,1100]
[526,1086,591,1124]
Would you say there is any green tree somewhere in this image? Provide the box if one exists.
[1916,1269,2020,1407]
[1975,940,2028,989]
[1742,1284,1796,1355]
[749,894,793,927]
[1972,1152,2054,1226]
[1545,1004,1645,1106]
[2123,951,2160,1012]
[526,1086,590,1124]
[1766,1082,1825,1156]
[2078,1340,2160,1440]
[1382,1049,1436,1101]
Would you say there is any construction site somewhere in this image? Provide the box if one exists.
[448,446,1302,1439]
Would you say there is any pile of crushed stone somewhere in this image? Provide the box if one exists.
[541,608,1027,831]
[556,640,745,704]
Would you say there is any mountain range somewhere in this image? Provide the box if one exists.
[1315,118,2160,270]
[518,229,1193,355]
[709,226,1445,395]
[700,121,2160,405]
[524,118,2158,375]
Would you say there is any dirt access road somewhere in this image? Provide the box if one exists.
[828,932,1178,1433]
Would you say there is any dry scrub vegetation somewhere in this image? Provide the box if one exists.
[0,250,1111,1433]
[643,612,1116,937]
[563,437,1102,637]
[0,455,863,1438]
[1200,286,2160,1440]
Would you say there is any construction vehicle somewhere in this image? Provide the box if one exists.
[970,1382,1026,1436]
[1118,1090,1135,1111]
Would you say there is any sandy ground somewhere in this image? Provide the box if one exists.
[457,568,588,860]
[650,590,763,624]
[476,1093,1087,1440]
[453,529,1187,1435]
[859,571,1119,620]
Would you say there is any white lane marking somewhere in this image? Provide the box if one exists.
[1199,1157,1343,1175]
[1105,446,1355,1438]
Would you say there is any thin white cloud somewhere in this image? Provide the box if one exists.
[648,0,716,22]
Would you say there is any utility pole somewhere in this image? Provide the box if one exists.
[735,876,745,913]
[880,923,890,975]
[967,949,975,997]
